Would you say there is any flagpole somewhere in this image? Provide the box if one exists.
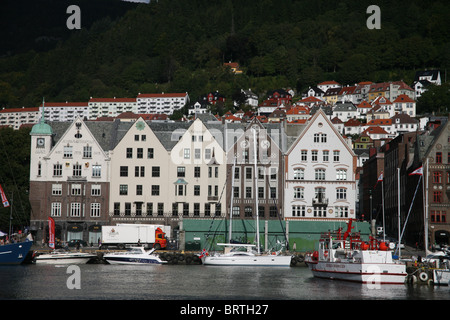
[424,158,429,256]
[397,168,401,257]
[382,174,385,242]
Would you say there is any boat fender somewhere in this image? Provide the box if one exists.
[418,271,428,282]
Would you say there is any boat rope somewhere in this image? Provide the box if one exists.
[395,174,422,256]
[0,129,28,231]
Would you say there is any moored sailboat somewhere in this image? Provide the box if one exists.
[202,128,292,267]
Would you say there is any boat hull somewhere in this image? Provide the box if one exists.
[104,255,165,265]
[0,241,33,265]
[203,255,292,267]
[34,253,96,264]
[433,269,450,286]
[306,260,407,284]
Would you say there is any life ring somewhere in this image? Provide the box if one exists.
[419,271,429,282]
[324,251,329,257]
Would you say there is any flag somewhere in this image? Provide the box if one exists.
[199,249,208,259]
[0,184,9,207]
[409,166,423,176]
[48,217,55,249]
[374,172,383,188]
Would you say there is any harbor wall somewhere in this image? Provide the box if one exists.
[182,219,371,252]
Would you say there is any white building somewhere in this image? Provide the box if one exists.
[29,116,111,243]
[136,92,189,115]
[39,101,89,122]
[88,97,137,120]
[0,107,39,129]
[284,109,357,220]
[108,117,226,223]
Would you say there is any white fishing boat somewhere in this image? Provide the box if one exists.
[103,247,166,265]
[305,219,407,284]
[34,250,96,264]
[202,129,292,267]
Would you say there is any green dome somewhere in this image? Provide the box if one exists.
[30,120,53,135]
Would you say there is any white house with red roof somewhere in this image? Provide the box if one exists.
[286,106,310,122]
[392,94,416,117]
[361,126,390,140]
[317,80,341,93]
[356,100,372,119]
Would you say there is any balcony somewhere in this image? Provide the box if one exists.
[312,195,328,207]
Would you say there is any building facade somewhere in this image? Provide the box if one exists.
[136,92,189,115]
[284,109,357,221]
[29,117,111,244]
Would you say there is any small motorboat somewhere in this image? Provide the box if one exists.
[103,247,166,265]
[34,249,96,264]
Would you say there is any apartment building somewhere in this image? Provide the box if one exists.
[88,97,137,120]
[39,102,89,122]
[0,107,39,129]
[136,92,189,115]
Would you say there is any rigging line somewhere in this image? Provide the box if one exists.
[0,134,27,228]
[203,163,229,250]
[266,166,289,250]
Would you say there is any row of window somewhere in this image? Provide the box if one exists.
[51,202,101,218]
[52,163,101,177]
[113,202,221,216]
[293,168,347,180]
[432,171,450,184]
[293,187,348,200]
[300,150,340,162]
[52,184,101,196]
[435,152,450,164]
[431,210,447,223]
[291,205,349,218]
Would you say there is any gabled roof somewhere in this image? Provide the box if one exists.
[357,100,372,109]
[362,126,389,135]
[393,94,415,103]
[344,118,361,127]
[286,109,355,156]
[391,113,418,124]
[367,119,392,126]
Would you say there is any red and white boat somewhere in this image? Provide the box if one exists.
[305,219,407,285]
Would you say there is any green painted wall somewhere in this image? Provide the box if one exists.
[182,219,371,252]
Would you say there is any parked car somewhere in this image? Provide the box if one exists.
[67,239,88,247]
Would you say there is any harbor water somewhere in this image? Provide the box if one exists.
[1,263,449,301]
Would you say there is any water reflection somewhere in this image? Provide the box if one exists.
[1,264,449,300]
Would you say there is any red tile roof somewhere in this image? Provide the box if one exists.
[393,94,415,103]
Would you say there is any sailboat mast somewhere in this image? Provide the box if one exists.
[424,158,429,255]
[253,128,260,254]
[228,157,236,243]
[397,168,401,257]
[382,175,385,242]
